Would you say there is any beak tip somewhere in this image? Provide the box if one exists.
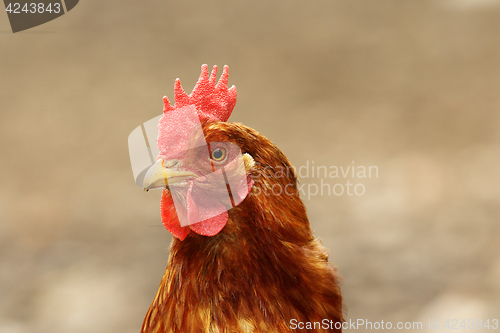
[143,159,167,190]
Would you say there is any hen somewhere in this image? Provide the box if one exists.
[138,65,343,333]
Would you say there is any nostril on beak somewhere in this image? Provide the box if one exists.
[163,159,180,169]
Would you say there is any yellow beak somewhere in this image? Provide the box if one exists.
[143,159,198,190]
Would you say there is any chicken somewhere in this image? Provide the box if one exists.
[139,65,344,333]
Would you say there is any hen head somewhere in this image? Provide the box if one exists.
[142,64,303,243]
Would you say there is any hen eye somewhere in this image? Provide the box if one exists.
[211,148,227,162]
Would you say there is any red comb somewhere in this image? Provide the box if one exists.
[163,64,237,122]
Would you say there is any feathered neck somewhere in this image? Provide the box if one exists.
[142,176,343,332]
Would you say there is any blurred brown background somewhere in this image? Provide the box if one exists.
[1,1,499,332]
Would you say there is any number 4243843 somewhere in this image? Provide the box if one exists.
[444,319,499,330]
[5,3,62,14]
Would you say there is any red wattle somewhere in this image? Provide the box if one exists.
[161,189,190,241]
[185,181,229,236]
[189,211,228,237]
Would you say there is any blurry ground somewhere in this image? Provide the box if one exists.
[0,1,499,332]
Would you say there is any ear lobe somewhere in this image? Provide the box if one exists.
[242,153,255,172]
